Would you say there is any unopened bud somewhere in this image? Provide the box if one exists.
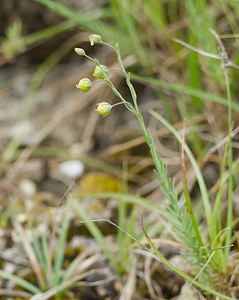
[74,48,85,56]
[93,65,109,79]
[76,78,92,92]
[95,102,112,117]
[89,34,102,46]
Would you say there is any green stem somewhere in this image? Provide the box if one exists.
[142,226,235,300]
[224,66,233,267]
[182,176,204,247]
[115,44,139,110]
[25,21,74,45]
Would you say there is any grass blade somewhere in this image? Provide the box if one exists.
[141,221,235,300]
[53,212,70,285]
[132,74,239,112]
[70,198,116,270]
[0,271,40,294]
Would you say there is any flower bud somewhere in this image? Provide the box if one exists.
[89,34,102,46]
[74,48,85,56]
[95,102,112,117]
[93,65,109,79]
[76,78,92,92]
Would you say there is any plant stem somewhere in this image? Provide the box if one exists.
[224,66,233,267]
[142,224,235,300]
[182,176,204,247]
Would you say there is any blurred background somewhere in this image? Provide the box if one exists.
[1,1,239,299]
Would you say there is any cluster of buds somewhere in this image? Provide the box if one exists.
[75,63,109,91]
[75,34,113,117]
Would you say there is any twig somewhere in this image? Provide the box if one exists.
[0,289,31,298]
[204,126,239,161]
[210,28,234,269]
[173,38,221,60]
[174,37,239,71]
[12,219,45,290]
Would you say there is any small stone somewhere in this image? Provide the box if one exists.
[19,179,36,197]
[59,160,84,178]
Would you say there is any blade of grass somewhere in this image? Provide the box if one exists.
[224,63,233,268]
[53,212,70,285]
[209,29,234,270]
[70,198,116,270]
[35,0,104,26]
[143,0,165,29]
[111,0,147,66]
[117,162,128,273]
[63,252,90,281]
[184,0,220,83]
[187,33,203,109]
[13,221,45,290]
[76,192,167,217]
[141,221,235,300]
[210,149,227,271]
[32,236,47,278]
[132,74,239,112]
[35,0,130,49]
[25,21,75,45]
[41,234,53,288]
[182,175,204,247]
[0,271,41,294]
[30,34,80,91]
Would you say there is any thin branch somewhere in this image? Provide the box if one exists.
[0,289,31,298]
[173,38,220,60]
[174,37,239,71]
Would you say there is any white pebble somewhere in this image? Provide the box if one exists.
[59,160,84,178]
